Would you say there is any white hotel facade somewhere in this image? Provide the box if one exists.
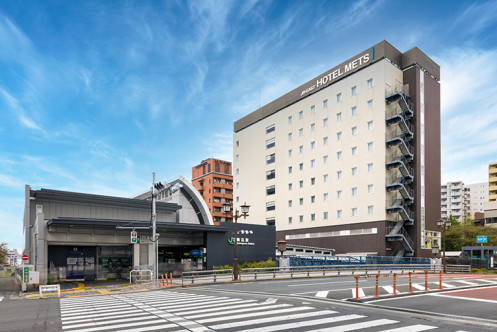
[233,41,441,257]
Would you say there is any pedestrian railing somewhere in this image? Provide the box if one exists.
[181,264,475,285]
[129,270,153,284]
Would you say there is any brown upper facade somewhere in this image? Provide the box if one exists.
[234,40,440,133]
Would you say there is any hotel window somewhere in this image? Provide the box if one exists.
[351,126,357,136]
[288,217,292,224]
[368,205,374,215]
[288,183,293,190]
[351,146,357,155]
[236,154,239,161]
[288,133,292,141]
[266,137,275,149]
[323,118,328,127]
[310,105,315,114]
[311,159,315,168]
[266,201,275,211]
[337,131,342,140]
[236,196,239,203]
[337,151,342,160]
[367,142,374,151]
[288,166,292,174]
[299,110,304,119]
[351,86,357,96]
[324,211,329,220]
[352,207,358,216]
[299,198,304,205]
[236,182,239,189]
[323,99,328,108]
[266,124,275,134]
[266,169,275,180]
[299,180,303,188]
[323,136,328,145]
[323,155,328,164]
[311,141,315,150]
[367,120,374,130]
[266,218,275,226]
[337,170,342,179]
[368,163,374,172]
[337,190,342,199]
[336,93,342,102]
[288,116,292,124]
[311,213,315,221]
[236,140,239,147]
[266,185,275,195]
[299,163,304,170]
[336,112,342,122]
[367,78,373,88]
[368,184,374,194]
[367,99,373,109]
[311,123,316,132]
[324,193,329,201]
[311,196,315,204]
[352,187,358,196]
[337,210,343,218]
[311,177,316,185]
[352,167,357,176]
[351,106,357,116]
[323,174,328,182]
[288,200,292,207]
[299,215,304,223]
[288,149,293,157]
[299,145,304,154]
[299,128,303,136]
[266,153,275,164]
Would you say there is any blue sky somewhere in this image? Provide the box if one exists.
[1,0,497,250]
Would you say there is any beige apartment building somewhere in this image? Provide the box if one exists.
[233,41,441,257]
[490,162,497,202]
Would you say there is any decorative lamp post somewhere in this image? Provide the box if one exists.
[437,219,452,273]
[223,202,250,280]
[277,240,287,258]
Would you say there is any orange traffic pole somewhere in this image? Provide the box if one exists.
[425,270,428,291]
[355,275,360,299]
[439,270,442,290]
[159,274,163,288]
[375,274,379,297]
[409,272,413,293]
[170,273,173,286]
[393,273,397,295]
[165,274,169,286]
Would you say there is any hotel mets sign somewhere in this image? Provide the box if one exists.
[300,48,374,97]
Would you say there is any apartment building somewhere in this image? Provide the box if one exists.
[490,162,497,202]
[441,181,470,221]
[192,158,233,224]
[233,41,441,257]
[466,182,488,218]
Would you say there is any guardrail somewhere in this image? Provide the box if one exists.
[181,264,472,285]
[39,284,60,298]
[129,270,153,284]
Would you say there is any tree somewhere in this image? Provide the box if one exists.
[0,242,7,264]
[445,223,497,251]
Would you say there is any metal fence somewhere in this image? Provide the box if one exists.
[289,255,430,267]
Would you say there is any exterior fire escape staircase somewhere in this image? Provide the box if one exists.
[385,85,415,257]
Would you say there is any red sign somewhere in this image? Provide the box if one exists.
[22,255,28,261]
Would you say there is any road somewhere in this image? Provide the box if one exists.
[1,274,496,331]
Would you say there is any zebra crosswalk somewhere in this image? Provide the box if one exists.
[59,290,463,331]
[0,296,4,302]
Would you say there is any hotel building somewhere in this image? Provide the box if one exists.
[233,41,441,257]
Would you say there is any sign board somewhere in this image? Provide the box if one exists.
[477,236,487,243]
[23,267,29,283]
[28,271,39,284]
[22,255,28,261]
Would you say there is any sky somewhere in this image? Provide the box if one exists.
[1,0,497,251]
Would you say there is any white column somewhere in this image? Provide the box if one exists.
[133,243,140,268]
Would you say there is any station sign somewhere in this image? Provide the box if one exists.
[477,235,487,243]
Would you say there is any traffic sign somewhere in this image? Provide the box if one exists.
[477,235,487,243]
[22,255,28,261]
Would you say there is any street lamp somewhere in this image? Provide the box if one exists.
[437,219,452,273]
[223,202,250,280]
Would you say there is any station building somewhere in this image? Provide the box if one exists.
[233,40,441,257]
[23,176,275,284]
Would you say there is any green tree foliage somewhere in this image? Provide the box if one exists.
[445,222,497,251]
[0,242,7,264]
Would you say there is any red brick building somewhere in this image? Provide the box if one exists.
[192,158,233,225]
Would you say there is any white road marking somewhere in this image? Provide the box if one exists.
[454,280,478,286]
[287,281,352,287]
[208,310,338,330]
[475,278,497,284]
[350,288,365,298]
[382,286,395,294]
[237,314,366,332]
[61,309,143,322]
[171,300,259,316]
[315,290,329,298]
[440,282,456,288]
[411,283,426,290]
[305,318,398,331]
[197,306,315,324]
[379,324,438,331]
[184,304,293,320]
[430,292,497,304]
[0,296,3,302]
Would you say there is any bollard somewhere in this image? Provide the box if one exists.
[375,274,379,297]
[393,273,397,295]
[425,270,428,291]
[439,270,442,290]
[159,274,164,288]
[408,271,413,293]
[355,275,359,299]
[170,273,173,286]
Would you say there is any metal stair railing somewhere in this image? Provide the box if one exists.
[386,175,414,199]
[386,152,414,178]
[385,225,414,254]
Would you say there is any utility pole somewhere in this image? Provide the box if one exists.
[152,173,157,287]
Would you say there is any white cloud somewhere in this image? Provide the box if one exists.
[202,131,233,162]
